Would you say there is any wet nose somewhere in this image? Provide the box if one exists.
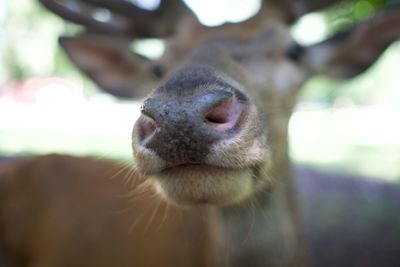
[135,90,244,166]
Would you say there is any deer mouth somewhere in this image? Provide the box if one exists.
[132,134,271,206]
[151,162,257,206]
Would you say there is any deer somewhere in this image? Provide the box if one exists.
[1,0,400,266]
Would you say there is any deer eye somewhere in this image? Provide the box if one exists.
[285,42,304,61]
[150,64,165,79]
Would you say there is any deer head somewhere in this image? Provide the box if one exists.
[38,0,400,207]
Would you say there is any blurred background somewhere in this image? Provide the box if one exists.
[0,0,399,183]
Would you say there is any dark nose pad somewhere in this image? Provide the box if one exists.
[135,90,244,165]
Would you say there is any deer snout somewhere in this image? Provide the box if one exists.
[134,90,246,167]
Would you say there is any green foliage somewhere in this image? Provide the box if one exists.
[323,0,398,34]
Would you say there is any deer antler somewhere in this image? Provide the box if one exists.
[38,0,130,34]
[37,0,361,100]
[38,0,198,38]
[266,0,342,23]
[39,0,344,40]
[82,0,198,37]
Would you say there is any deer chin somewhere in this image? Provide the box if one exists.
[151,164,256,206]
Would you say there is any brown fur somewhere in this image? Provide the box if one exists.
[0,155,218,267]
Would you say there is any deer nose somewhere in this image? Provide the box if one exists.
[135,90,245,165]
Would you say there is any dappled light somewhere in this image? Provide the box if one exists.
[291,13,328,45]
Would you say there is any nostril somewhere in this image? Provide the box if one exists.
[205,98,233,124]
[205,97,244,131]
[138,115,157,143]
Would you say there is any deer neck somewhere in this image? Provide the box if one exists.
[214,159,304,267]
[212,110,304,267]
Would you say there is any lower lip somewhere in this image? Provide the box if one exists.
[161,164,235,173]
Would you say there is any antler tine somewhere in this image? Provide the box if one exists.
[38,0,131,34]
[82,0,198,37]
[266,0,342,23]
[81,0,154,17]
[39,0,198,38]
[211,0,341,32]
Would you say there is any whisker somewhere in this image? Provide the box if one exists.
[93,153,113,162]
[124,167,145,188]
[241,199,256,246]
[144,198,163,234]
[157,201,171,231]
[126,188,159,204]
[131,178,153,193]
[128,213,145,234]
[121,166,137,187]
[107,164,132,180]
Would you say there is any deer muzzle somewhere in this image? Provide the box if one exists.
[136,89,246,167]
